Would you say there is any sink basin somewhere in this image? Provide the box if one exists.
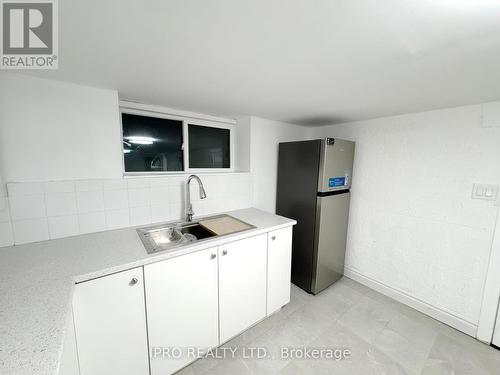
[137,225,182,254]
[137,222,217,254]
[178,223,216,241]
[137,214,255,255]
[145,226,183,246]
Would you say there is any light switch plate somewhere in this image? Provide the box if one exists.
[472,184,499,201]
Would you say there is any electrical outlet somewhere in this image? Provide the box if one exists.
[472,184,499,201]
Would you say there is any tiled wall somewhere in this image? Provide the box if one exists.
[0,173,253,247]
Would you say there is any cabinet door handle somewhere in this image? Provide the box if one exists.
[222,250,228,256]
[271,236,276,241]
[210,253,216,260]
[129,277,139,286]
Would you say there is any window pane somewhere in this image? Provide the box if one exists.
[122,113,183,172]
[188,124,230,168]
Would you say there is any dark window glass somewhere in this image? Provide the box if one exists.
[188,124,230,168]
[122,113,183,172]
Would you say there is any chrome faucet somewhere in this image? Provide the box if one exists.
[185,175,207,222]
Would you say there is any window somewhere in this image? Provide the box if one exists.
[122,113,184,172]
[188,124,230,168]
[120,107,233,174]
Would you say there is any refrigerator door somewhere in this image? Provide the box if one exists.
[276,140,322,293]
[311,192,350,294]
[318,138,355,193]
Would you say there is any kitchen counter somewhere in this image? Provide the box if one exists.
[0,208,296,375]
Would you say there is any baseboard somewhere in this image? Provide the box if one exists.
[343,266,478,338]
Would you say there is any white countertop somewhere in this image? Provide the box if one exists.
[0,208,296,375]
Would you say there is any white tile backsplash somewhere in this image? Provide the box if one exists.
[127,178,150,189]
[150,186,170,205]
[12,218,49,244]
[0,222,14,247]
[78,211,106,234]
[76,191,104,213]
[168,183,183,201]
[48,215,79,239]
[9,194,46,220]
[75,179,103,192]
[44,181,75,194]
[170,203,183,220]
[151,204,171,223]
[2,173,253,247]
[0,200,12,223]
[103,179,127,190]
[149,177,170,188]
[7,182,44,196]
[130,206,152,226]
[103,189,128,210]
[128,188,150,207]
[105,208,130,229]
[45,193,77,217]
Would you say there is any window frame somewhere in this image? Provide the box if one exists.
[120,105,234,176]
[185,120,234,173]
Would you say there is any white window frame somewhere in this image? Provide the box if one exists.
[119,102,235,175]
[184,119,234,173]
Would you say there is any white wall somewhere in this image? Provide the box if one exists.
[0,74,255,247]
[234,116,251,172]
[0,72,123,182]
[312,104,500,330]
[249,117,312,213]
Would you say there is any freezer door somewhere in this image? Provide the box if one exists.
[312,192,350,294]
[318,138,355,193]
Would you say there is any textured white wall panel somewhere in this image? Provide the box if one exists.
[313,104,500,325]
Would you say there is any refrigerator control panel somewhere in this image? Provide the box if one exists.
[328,177,346,188]
[328,170,351,190]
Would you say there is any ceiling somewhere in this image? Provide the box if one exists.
[21,0,500,125]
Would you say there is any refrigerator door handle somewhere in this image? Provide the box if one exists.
[317,189,350,197]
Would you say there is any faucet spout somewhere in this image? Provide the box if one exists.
[185,175,207,222]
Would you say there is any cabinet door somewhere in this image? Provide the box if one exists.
[145,247,219,375]
[218,234,267,343]
[59,308,80,375]
[267,227,293,315]
[493,303,500,347]
[72,268,149,375]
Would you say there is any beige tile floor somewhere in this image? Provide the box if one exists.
[176,277,500,375]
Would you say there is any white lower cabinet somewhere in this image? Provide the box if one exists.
[218,234,267,342]
[144,247,219,375]
[71,227,293,375]
[72,267,149,375]
[267,227,293,315]
[493,303,500,347]
[59,308,80,375]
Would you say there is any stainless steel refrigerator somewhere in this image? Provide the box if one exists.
[276,138,355,294]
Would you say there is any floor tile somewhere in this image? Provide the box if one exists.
[184,277,500,375]
[337,295,396,343]
[371,310,438,373]
[200,358,251,375]
[278,321,411,375]
[422,332,500,375]
[175,365,195,375]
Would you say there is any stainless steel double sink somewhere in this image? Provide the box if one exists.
[137,214,254,254]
